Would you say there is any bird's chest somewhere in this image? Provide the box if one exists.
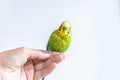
[53,37,66,48]
[48,33,70,52]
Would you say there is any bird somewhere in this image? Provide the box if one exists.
[42,21,72,80]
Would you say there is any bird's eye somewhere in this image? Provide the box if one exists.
[67,31,70,34]
[59,29,61,31]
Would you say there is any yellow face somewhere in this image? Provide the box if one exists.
[57,21,72,38]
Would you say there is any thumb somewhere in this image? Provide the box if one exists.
[25,48,50,60]
[0,47,50,71]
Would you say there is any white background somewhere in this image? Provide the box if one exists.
[0,0,120,80]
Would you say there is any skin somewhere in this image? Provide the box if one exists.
[0,47,65,80]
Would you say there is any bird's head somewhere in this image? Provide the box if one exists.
[57,21,72,38]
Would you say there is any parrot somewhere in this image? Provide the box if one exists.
[42,21,72,80]
[47,21,72,52]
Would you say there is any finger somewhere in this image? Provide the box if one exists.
[34,63,57,80]
[34,53,64,71]
[24,60,34,80]
[41,62,57,78]
[50,52,65,60]
[27,49,50,60]
[49,52,65,63]
[16,47,50,60]
[33,52,64,65]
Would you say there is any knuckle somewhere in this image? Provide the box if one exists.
[19,47,28,52]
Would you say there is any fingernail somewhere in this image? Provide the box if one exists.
[41,50,51,54]
[61,54,65,60]
[44,51,51,54]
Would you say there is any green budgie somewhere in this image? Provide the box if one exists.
[47,21,72,52]
[42,21,72,80]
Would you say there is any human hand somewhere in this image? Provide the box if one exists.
[0,47,64,80]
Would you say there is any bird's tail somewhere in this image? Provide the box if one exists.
[42,77,45,80]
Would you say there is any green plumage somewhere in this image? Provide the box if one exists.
[47,21,72,53]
